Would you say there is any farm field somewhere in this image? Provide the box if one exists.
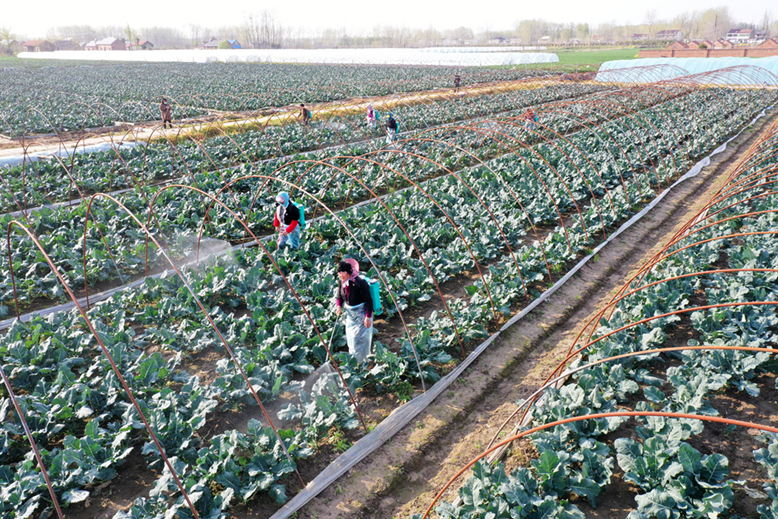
[1,60,777,519]
[549,47,640,67]
[0,62,547,136]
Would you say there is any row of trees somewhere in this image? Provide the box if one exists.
[4,6,777,52]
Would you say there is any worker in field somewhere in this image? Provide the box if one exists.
[273,191,302,249]
[300,103,311,126]
[454,72,461,93]
[335,259,374,363]
[366,104,377,129]
[524,108,537,131]
[160,97,173,129]
[385,112,398,145]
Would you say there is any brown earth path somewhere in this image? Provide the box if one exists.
[276,106,778,519]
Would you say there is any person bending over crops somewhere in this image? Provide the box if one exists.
[366,104,376,129]
[385,113,398,144]
[273,191,301,249]
[160,97,173,129]
[335,260,374,363]
[300,103,311,126]
[524,108,536,131]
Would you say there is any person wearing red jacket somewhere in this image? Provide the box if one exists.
[273,191,301,249]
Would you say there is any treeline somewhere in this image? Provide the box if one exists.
[6,5,778,50]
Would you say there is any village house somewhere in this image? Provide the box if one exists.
[21,40,55,52]
[84,38,127,51]
[197,38,242,49]
[656,29,683,41]
[54,40,79,51]
[1,39,23,54]
[97,38,126,51]
[758,37,778,49]
[666,41,688,51]
[726,28,755,43]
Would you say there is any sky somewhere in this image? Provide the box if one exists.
[2,0,775,38]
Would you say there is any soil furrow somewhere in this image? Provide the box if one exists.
[283,108,778,519]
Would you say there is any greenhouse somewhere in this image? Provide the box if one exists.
[597,56,778,85]
[18,47,559,66]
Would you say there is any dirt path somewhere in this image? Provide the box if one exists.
[282,108,778,519]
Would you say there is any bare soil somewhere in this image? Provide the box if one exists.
[280,109,778,519]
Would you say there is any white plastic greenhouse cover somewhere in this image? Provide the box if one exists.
[597,56,778,85]
[17,48,558,66]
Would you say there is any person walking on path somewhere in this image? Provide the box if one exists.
[385,112,398,145]
[366,104,377,129]
[160,97,173,129]
[454,72,461,93]
[300,103,311,126]
[273,191,302,249]
[335,260,374,363]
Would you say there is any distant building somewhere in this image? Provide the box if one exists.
[97,38,126,51]
[640,36,778,58]
[726,28,754,42]
[138,40,154,50]
[666,41,688,50]
[538,36,551,43]
[631,33,649,42]
[695,40,716,49]
[198,37,219,49]
[197,38,242,49]
[1,39,22,54]
[487,36,507,45]
[21,40,55,52]
[85,38,126,51]
[54,40,79,51]
[656,29,683,41]
[713,38,735,49]
[758,37,778,49]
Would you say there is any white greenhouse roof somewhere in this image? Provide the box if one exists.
[18,48,558,66]
[597,57,778,85]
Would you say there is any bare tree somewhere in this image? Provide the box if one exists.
[761,10,773,34]
[189,24,205,47]
[673,11,692,39]
[260,10,282,48]
[0,26,14,55]
[699,6,732,40]
[644,9,658,39]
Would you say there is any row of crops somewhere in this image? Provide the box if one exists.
[420,107,778,518]
[4,80,768,318]
[0,77,608,215]
[0,62,549,136]
[1,67,776,518]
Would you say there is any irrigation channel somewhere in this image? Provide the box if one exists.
[1,64,777,519]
